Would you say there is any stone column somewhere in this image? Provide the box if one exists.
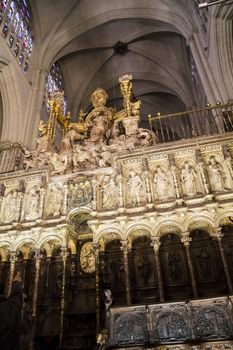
[215,228,233,294]
[121,240,131,305]
[30,249,42,350]
[7,251,16,297]
[181,234,198,299]
[45,256,51,305]
[151,239,164,302]
[59,247,68,347]
[93,243,101,334]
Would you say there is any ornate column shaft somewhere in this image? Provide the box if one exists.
[181,234,198,299]
[215,228,233,294]
[7,251,16,297]
[59,247,68,347]
[121,240,131,305]
[151,240,164,302]
[93,243,101,334]
[30,249,42,350]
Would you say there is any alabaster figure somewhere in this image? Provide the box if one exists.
[101,175,117,209]
[73,144,96,170]
[23,185,41,221]
[153,166,175,201]
[60,128,82,154]
[44,183,63,218]
[207,156,226,192]
[127,170,144,205]
[49,153,70,175]
[88,112,110,144]
[181,161,198,197]
[0,188,22,223]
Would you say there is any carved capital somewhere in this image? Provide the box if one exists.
[213,227,223,240]
[181,232,192,246]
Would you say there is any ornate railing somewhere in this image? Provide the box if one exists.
[149,102,233,143]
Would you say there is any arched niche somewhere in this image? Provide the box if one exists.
[159,233,192,301]
[101,239,125,305]
[131,235,157,304]
[190,230,227,298]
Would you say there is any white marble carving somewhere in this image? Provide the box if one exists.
[153,166,175,201]
[101,175,117,209]
[0,188,22,223]
[44,183,63,218]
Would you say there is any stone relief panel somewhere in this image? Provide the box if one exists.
[0,180,22,223]
[151,304,191,343]
[67,176,93,210]
[44,182,64,218]
[113,309,149,345]
[191,300,233,340]
[121,159,146,207]
[98,173,118,210]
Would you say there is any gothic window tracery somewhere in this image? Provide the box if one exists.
[0,0,33,73]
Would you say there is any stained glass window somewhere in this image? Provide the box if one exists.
[0,0,33,74]
[45,62,67,114]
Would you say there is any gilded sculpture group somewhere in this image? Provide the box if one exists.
[0,75,233,224]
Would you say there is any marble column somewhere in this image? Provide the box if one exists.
[151,239,164,302]
[59,247,68,347]
[215,228,233,294]
[181,233,198,299]
[121,240,131,305]
[7,251,16,297]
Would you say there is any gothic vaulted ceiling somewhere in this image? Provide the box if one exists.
[31,0,198,124]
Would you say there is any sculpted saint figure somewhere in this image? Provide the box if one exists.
[23,185,40,221]
[127,170,144,205]
[207,156,225,192]
[88,112,109,144]
[0,189,21,223]
[181,161,198,196]
[101,175,117,209]
[153,166,175,200]
[44,183,63,218]
[60,128,82,154]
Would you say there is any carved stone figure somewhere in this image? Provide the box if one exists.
[44,183,63,218]
[207,156,226,192]
[23,185,41,221]
[73,144,96,170]
[49,153,70,175]
[181,161,198,196]
[88,112,110,144]
[60,128,83,154]
[153,166,175,201]
[137,255,151,286]
[104,289,113,311]
[0,188,22,223]
[127,170,144,205]
[137,128,156,147]
[101,175,117,209]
